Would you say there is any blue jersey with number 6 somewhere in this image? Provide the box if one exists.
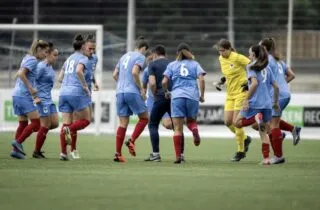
[116,51,145,95]
[163,60,205,101]
[60,51,89,96]
[247,63,275,109]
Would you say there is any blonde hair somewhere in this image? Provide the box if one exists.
[176,43,195,60]
[29,39,49,56]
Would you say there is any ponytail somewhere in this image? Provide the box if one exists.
[250,45,268,71]
[176,43,195,60]
[28,39,49,57]
[260,37,281,61]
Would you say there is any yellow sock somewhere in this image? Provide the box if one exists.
[235,127,246,152]
[228,125,236,134]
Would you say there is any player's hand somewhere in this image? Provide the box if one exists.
[199,96,205,103]
[93,83,99,91]
[33,96,41,104]
[273,102,280,112]
[242,99,249,111]
[83,85,91,97]
[214,77,226,91]
[164,90,171,99]
[140,89,147,101]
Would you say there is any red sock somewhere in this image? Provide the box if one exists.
[131,118,148,143]
[262,143,270,158]
[187,119,198,131]
[35,126,49,152]
[15,121,28,139]
[272,128,283,157]
[116,127,127,155]
[181,134,185,154]
[241,116,255,127]
[17,119,40,143]
[60,124,70,154]
[268,134,276,156]
[279,120,294,132]
[69,119,90,133]
[71,131,77,152]
[173,135,182,159]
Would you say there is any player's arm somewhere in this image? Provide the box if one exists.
[286,67,295,83]
[92,74,99,91]
[149,75,156,97]
[76,64,90,96]
[162,76,171,99]
[272,81,280,111]
[132,64,145,99]
[246,77,258,100]
[237,54,251,67]
[112,67,119,81]
[58,68,64,83]
[198,74,205,102]
[18,68,37,97]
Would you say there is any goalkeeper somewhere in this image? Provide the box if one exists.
[215,39,252,162]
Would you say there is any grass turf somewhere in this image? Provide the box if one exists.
[0,132,319,210]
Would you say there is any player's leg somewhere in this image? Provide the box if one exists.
[172,117,184,164]
[186,99,200,146]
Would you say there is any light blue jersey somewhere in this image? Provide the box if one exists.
[116,51,145,95]
[163,60,205,101]
[247,63,275,109]
[276,61,290,99]
[142,67,153,100]
[12,55,38,98]
[60,51,90,96]
[35,61,55,104]
[86,54,98,91]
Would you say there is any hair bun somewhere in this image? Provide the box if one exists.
[75,34,84,41]
[137,36,145,40]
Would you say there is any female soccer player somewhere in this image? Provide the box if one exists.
[162,43,206,164]
[216,39,252,162]
[235,44,279,165]
[11,39,49,159]
[112,37,149,162]
[260,38,301,164]
[33,42,59,158]
[58,34,94,160]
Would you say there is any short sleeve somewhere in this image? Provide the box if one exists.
[281,61,288,74]
[236,54,250,66]
[79,56,89,70]
[247,69,257,79]
[163,63,173,80]
[22,56,38,73]
[142,67,149,86]
[268,69,276,85]
[148,61,156,76]
[196,62,206,77]
[134,54,145,69]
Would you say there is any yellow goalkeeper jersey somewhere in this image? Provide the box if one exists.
[219,51,250,99]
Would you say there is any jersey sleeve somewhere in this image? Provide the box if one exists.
[196,62,206,77]
[142,67,149,86]
[134,55,146,69]
[163,63,173,79]
[79,57,89,70]
[268,69,276,85]
[237,54,250,67]
[147,61,156,76]
[22,56,38,73]
[281,61,288,74]
[247,69,257,80]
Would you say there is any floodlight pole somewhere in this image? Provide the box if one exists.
[8,18,18,87]
[33,0,39,40]
[228,0,235,47]
[286,0,293,67]
[127,0,135,51]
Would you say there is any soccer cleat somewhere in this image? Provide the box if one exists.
[70,150,80,159]
[244,136,252,153]
[260,158,271,165]
[10,150,25,159]
[125,139,136,156]
[59,153,69,161]
[180,154,185,163]
[63,126,72,145]
[270,156,285,164]
[113,153,126,162]
[32,151,46,159]
[292,126,301,146]
[231,152,246,162]
[144,153,161,162]
[174,156,184,164]
[192,128,201,146]
[11,140,26,156]
[255,113,263,130]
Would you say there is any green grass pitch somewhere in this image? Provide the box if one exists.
[0,132,319,210]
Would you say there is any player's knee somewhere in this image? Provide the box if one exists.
[50,121,59,129]
[162,120,173,130]
[32,119,41,132]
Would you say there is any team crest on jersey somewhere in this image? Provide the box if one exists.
[43,107,49,113]
[230,64,234,68]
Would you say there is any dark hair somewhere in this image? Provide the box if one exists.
[73,34,85,51]
[85,34,96,43]
[260,37,280,61]
[29,39,49,56]
[216,38,236,51]
[152,44,166,56]
[176,42,195,60]
[47,42,56,53]
[135,36,149,50]
[250,45,268,71]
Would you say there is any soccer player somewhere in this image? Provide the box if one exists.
[112,37,149,162]
[11,39,49,159]
[144,45,172,162]
[260,38,301,164]
[162,43,206,164]
[216,39,252,162]
[234,44,280,165]
[58,34,94,160]
[33,42,59,158]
